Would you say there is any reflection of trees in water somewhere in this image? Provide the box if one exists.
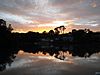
[0,49,17,71]
[0,44,100,71]
[54,51,72,60]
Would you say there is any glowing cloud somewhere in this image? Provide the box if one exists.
[0,0,100,32]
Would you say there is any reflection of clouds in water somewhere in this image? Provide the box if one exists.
[1,51,100,75]
[5,51,100,70]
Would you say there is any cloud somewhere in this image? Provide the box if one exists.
[0,0,60,25]
[49,0,82,7]
[0,0,36,15]
[0,0,100,32]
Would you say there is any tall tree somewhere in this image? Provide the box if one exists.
[0,19,6,26]
[59,25,66,34]
[0,19,7,34]
[8,24,13,32]
[54,27,60,34]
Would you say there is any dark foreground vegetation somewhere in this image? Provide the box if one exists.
[0,19,100,71]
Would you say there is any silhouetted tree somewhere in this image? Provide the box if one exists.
[42,31,47,34]
[60,25,66,34]
[54,26,66,34]
[72,29,77,33]
[48,30,54,35]
[0,19,8,34]
[58,27,61,33]
[8,24,13,32]
[54,27,60,34]
[0,19,6,26]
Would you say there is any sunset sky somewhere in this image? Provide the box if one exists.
[0,0,100,33]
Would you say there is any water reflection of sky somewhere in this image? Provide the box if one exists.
[0,50,100,75]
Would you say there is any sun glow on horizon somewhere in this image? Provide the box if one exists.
[12,20,72,33]
[12,19,100,33]
[36,20,68,27]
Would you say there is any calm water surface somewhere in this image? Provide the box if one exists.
[0,50,100,75]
